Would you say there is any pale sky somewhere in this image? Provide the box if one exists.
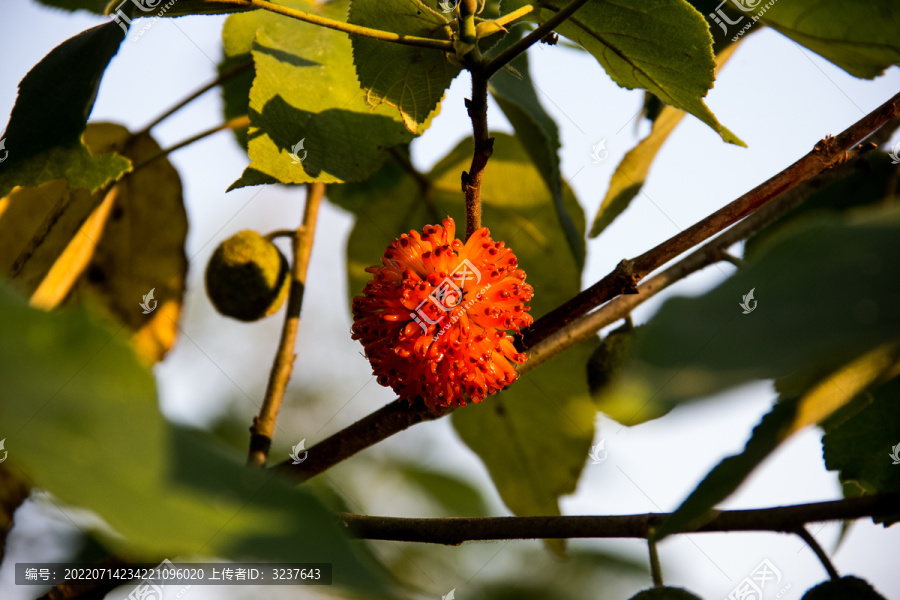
[1,1,899,599]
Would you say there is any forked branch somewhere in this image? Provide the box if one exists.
[271,91,900,482]
[248,183,324,467]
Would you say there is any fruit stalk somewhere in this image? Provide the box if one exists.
[248,183,324,467]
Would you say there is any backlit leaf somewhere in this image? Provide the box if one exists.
[500,0,743,145]
[348,0,459,134]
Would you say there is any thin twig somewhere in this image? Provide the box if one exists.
[136,60,252,136]
[337,494,900,544]
[522,90,900,349]
[795,526,841,581]
[132,115,251,172]
[483,0,590,78]
[214,0,454,51]
[647,533,663,587]
[271,97,899,483]
[462,67,491,239]
[248,183,324,467]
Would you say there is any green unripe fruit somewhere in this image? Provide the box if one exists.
[205,230,290,322]
[628,587,703,600]
[801,576,887,600]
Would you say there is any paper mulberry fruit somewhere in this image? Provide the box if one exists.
[352,217,534,410]
[205,230,290,322]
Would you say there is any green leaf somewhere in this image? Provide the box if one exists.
[745,151,899,262]
[755,1,899,79]
[219,55,255,151]
[801,576,888,600]
[587,322,637,398]
[398,464,491,516]
[334,133,593,522]
[0,145,131,200]
[223,0,418,189]
[629,587,703,600]
[601,207,900,425]
[656,343,900,539]
[500,0,743,145]
[823,375,900,526]
[0,20,131,197]
[590,105,684,237]
[588,41,742,238]
[30,0,107,13]
[33,0,254,16]
[655,399,798,539]
[348,0,459,134]
[0,282,384,589]
[488,24,585,269]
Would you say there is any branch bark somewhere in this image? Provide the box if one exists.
[248,182,324,467]
[338,494,900,545]
[271,94,899,482]
[462,67,491,240]
[522,90,900,349]
[215,0,454,51]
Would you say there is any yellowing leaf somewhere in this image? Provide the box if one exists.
[0,123,187,365]
[789,342,900,436]
[71,123,188,365]
[0,180,100,295]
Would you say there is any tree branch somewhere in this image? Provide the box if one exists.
[462,66,491,240]
[271,96,898,483]
[795,526,840,581]
[522,90,900,349]
[215,0,454,51]
[338,494,900,544]
[136,59,252,136]
[132,115,251,172]
[248,182,324,467]
[483,0,590,78]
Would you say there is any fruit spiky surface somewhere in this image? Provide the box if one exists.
[352,218,533,410]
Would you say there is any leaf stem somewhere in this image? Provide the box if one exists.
[132,115,250,172]
[647,532,664,587]
[338,494,900,544]
[493,5,535,27]
[136,60,252,136]
[216,0,454,51]
[795,526,841,581]
[248,182,324,467]
[483,0,589,78]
